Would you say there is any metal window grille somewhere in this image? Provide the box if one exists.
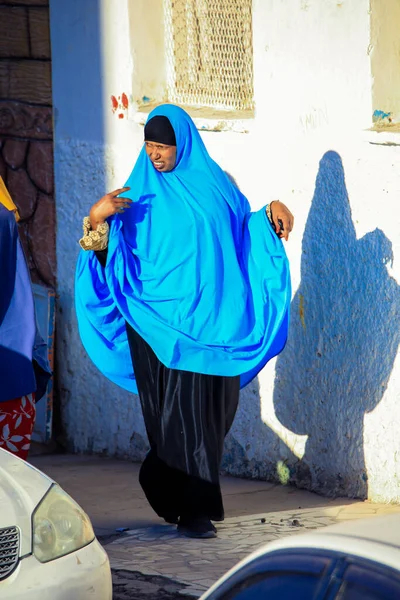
[164,0,254,111]
[0,526,19,580]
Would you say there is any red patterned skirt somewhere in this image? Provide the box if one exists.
[0,394,36,460]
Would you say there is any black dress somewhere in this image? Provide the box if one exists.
[95,249,240,522]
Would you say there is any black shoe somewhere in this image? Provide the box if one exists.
[177,516,217,539]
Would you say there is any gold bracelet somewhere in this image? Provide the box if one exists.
[79,217,109,251]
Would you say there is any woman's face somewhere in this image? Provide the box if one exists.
[145,141,177,172]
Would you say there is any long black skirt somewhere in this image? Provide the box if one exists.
[126,324,240,522]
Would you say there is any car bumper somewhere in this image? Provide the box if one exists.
[2,538,112,600]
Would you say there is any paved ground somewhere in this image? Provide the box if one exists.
[111,570,194,600]
[107,504,400,597]
[29,452,400,598]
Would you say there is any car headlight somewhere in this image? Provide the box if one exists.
[33,484,95,563]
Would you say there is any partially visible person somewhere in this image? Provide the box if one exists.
[0,176,51,460]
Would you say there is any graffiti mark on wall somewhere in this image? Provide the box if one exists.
[373,109,392,123]
[300,106,329,132]
[111,93,129,119]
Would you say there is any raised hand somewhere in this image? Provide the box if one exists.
[89,187,132,229]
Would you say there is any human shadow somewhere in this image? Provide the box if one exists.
[119,195,152,296]
[121,194,152,246]
[273,151,400,499]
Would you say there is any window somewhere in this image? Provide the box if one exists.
[220,572,323,600]
[163,0,254,112]
[205,552,332,600]
[336,563,400,600]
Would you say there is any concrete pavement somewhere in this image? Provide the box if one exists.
[29,453,400,598]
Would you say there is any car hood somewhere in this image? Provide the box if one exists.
[0,449,53,556]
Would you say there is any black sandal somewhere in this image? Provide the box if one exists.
[177,516,217,539]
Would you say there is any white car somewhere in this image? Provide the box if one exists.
[0,448,112,599]
[200,514,400,599]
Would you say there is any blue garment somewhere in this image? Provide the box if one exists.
[0,205,40,402]
[75,104,291,393]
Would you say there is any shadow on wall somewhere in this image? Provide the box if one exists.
[51,0,109,450]
[222,375,298,483]
[273,150,400,499]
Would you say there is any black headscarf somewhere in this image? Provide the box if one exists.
[144,115,176,146]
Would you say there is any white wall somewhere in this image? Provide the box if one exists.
[51,0,400,502]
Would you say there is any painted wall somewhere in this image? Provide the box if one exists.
[51,0,148,456]
[51,0,400,502]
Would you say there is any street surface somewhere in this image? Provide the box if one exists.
[30,453,400,599]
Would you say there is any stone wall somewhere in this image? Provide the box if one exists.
[0,0,55,288]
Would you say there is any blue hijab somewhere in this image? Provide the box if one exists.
[0,204,51,402]
[75,104,291,393]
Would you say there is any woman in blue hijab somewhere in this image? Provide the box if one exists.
[76,104,293,538]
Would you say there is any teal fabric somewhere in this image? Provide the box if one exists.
[75,104,291,393]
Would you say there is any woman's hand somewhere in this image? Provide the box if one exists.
[89,187,132,230]
[270,201,294,241]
